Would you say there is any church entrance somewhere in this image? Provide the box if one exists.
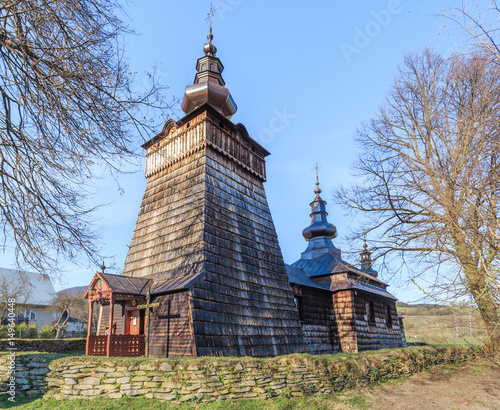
[126,309,145,335]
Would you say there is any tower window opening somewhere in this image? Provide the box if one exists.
[294,296,304,322]
[366,300,375,324]
[386,304,392,326]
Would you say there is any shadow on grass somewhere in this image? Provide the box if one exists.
[0,350,84,409]
[0,392,44,408]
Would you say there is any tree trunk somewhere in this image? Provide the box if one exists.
[466,269,500,352]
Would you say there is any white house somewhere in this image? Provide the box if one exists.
[0,267,56,330]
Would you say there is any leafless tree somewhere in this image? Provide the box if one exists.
[0,1,174,277]
[440,1,500,62]
[336,48,500,351]
[51,290,87,339]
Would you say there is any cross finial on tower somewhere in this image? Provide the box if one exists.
[313,162,322,195]
[205,3,217,41]
[203,4,218,55]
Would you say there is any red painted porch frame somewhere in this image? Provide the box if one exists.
[86,297,146,357]
[87,334,145,357]
[106,292,114,356]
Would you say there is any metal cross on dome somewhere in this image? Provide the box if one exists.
[313,162,323,186]
[206,3,217,28]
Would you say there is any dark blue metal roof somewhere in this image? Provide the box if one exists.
[292,253,337,276]
[285,265,327,290]
[285,264,397,300]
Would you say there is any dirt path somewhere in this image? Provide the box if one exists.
[347,358,500,409]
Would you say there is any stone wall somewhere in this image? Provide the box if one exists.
[0,345,481,402]
[0,338,86,353]
[0,354,52,396]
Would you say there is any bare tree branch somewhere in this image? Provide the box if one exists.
[0,0,176,278]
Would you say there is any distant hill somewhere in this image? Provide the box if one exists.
[58,286,87,298]
[397,302,444,309]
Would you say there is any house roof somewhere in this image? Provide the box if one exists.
[285,264,397,300]
[286,265,327,290]
[100,272,153,295]
[85,270,204,300]
[150,272,205,295]
[87,272,153,297]
[292,252,387,286]
[0,268,56,306]
[329,279,398,300]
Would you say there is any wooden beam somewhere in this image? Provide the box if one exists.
[135,289,158,358]
[106,294,114,357]
[86,300,93,355]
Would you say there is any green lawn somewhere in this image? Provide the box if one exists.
[0,390,376,410]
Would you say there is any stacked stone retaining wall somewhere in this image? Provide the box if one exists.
[0,338,86,353]
[0,345,482,402]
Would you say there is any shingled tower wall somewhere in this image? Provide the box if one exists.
[121,29,305,356]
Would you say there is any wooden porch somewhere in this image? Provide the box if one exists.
[84,269,155,357]
[87,334,146,357]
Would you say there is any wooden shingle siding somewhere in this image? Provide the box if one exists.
[299,287,339,354]
[332,290,358,353]
[191,145,305,357]
[117,104,407,357]
[353,292,403,351]
[148,292,195,358]
[122,150,207,278]
[121,109,305,357]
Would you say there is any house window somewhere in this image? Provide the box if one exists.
[17,310,25,323]
[294,296,304,321]
[366,300,375,323]
[386,305,392,326]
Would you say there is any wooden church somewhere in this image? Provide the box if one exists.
[84,27,406,358]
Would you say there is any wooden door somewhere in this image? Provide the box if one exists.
[126,310,141,335]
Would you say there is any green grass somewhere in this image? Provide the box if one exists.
[0,391,377,410]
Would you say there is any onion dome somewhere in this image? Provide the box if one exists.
[302,178,337,242]
[180,27,237,119]
[203,28,217,56]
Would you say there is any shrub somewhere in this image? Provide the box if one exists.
[27,325,38,339]
[39,325,55,339]
[16,322,27,338]
[0,325,8,339]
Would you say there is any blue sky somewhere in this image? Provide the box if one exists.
[1,0,476,301]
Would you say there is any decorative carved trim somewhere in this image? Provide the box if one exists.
[205,118,266,181]
[144,115,267,181]
[145,120,206,178]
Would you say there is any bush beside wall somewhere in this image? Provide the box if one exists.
[0,345,482,402]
